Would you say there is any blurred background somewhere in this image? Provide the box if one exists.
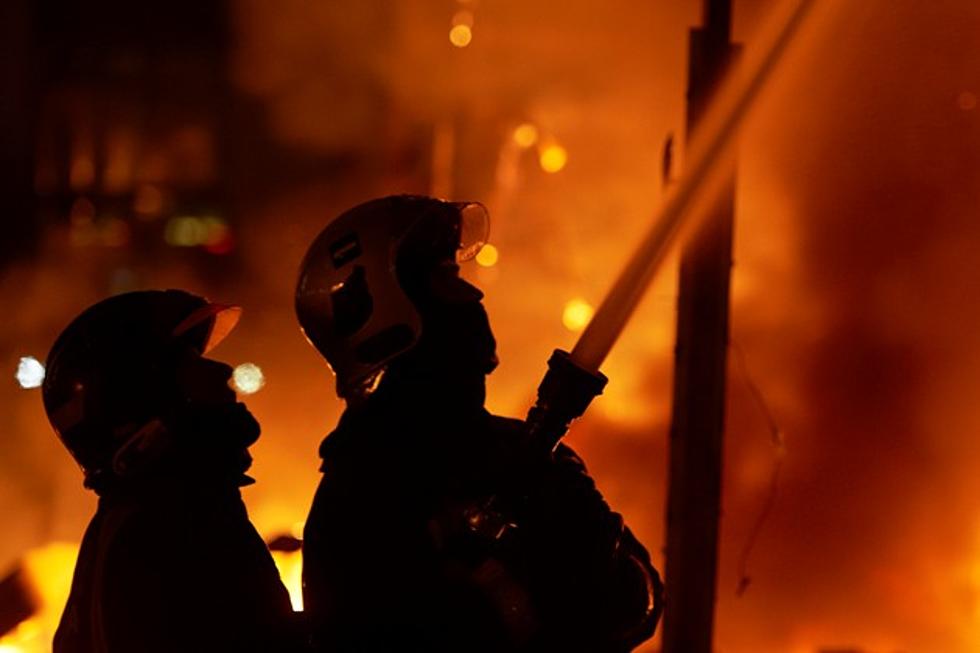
[1,0,979,651]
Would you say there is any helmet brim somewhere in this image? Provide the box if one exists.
[172,303,242,354]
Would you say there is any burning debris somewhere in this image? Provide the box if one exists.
[1,0,980,651]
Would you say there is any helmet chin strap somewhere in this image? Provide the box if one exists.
[97,401,259,489]
[107,419,172,481]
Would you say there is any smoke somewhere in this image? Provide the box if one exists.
[3,1,980,651]
[709,1,980,650]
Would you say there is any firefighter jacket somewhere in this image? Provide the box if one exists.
[302,385,663,653]
[53,467,299,652]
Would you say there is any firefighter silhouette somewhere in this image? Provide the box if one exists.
[297,196,663,652]
[43,290,300,652]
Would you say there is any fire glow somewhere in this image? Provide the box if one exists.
[3,1,980,652]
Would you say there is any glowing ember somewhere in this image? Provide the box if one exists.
[513,124,539,148]
[449,24,472,48]
[15,357,44,389]
[476,243,499,267]
[539,144,568,173]
[562,298,594,332]
[232,363,266,394]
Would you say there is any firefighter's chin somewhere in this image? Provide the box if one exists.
[169,400,261,457]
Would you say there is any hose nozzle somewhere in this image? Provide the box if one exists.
[525,349,608,452]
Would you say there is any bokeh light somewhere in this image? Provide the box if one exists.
[539,144,568,173]
[232,363,266,394]
[164,215,233,253]
[562,298,594,332]
[475,243,499,267]
[165,216,207,247]
[449,24,472,48]
[15,357,45,389]
[202,217,235,254]
[513,123,539,149]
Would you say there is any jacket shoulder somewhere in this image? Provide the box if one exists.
[483,413,526,439]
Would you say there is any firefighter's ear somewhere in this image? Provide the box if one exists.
[111,419,172,478]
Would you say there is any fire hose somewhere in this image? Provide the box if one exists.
[451,2,821,643]
[523,0,817,453]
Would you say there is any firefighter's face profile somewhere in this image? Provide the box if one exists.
[168,348,261,451]
[416,289,497,377]
[174,352,238,406]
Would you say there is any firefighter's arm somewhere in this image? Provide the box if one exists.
[517,444,663,650]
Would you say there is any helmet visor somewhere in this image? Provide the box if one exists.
[453,202,490,263]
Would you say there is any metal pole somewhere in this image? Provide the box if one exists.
[662,0,737,651]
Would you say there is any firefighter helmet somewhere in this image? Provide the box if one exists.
[42,290,241,487]
[295,195,489,399]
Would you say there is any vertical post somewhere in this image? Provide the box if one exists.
[662,1,737,652]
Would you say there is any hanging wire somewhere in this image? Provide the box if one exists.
[730,339,786,597]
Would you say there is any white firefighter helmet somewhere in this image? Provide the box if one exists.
[295,195,489,399]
